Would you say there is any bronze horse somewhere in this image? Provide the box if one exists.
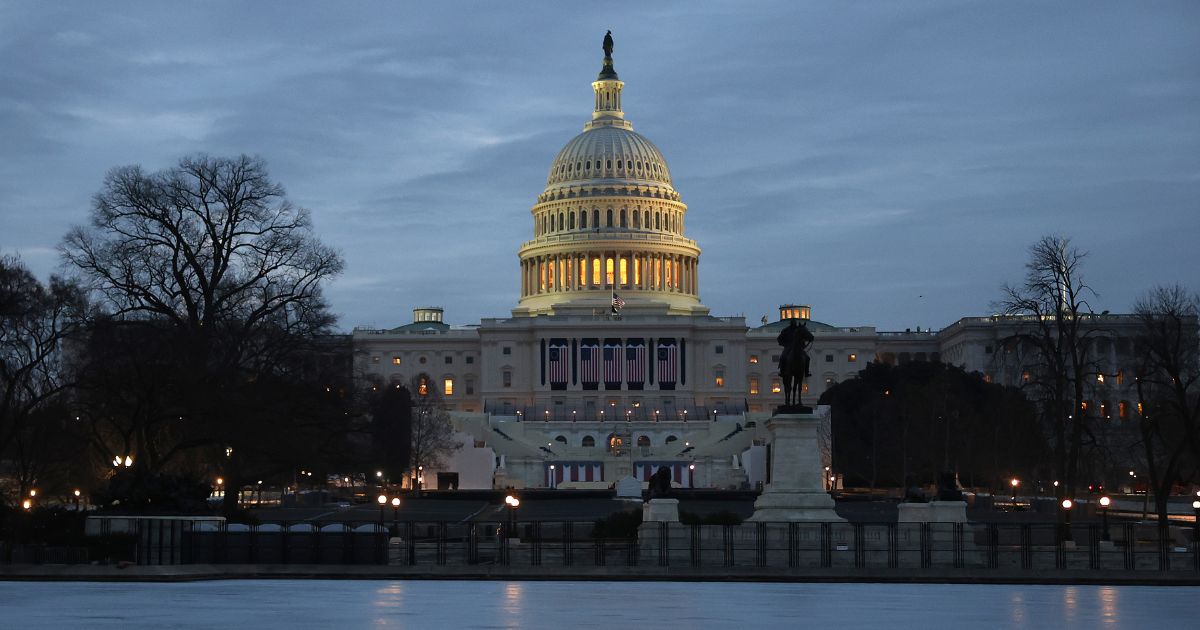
[777,320,813,408]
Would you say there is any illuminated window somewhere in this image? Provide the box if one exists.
[392,357,401,365]
[1100,401,1109,418]
[606,257,615,285]
[1080,401,1089,411]
[771,379,781,394]
[579,259,587,286]
[802,382,808,393]
[749,378,759,395]
[418,377,428,396]
[548,260,555,288]
[1118,401,1128,420]
[503,370,512,388]
[443,378,454,396]
[1116,370,1124,385]
[1137,401,1144,416]
[634,257,640,284]
[1096,373,1105,384]
[983,373,992,383]
[848,353,857,363]
[715,369,725,388]
[592,258,601,285]
[749,355,759,364]
[1022,371,1030,383]
[619,258,627,285]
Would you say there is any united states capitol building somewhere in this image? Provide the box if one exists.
[352,45,1145,491]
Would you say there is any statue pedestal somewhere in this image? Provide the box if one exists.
[748,412,843,522]
[642,498,680,522]
[897,501,969,523]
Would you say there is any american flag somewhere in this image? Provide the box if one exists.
[657,341,677,384]
[579,342,601,384]
[547,341,569,385]
[612,292,625,312]
[625,342,646,384]
[603,342,623,383]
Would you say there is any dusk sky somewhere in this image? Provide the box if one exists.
[2,2,1197,332]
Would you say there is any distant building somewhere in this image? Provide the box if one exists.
[353,46,1153,490]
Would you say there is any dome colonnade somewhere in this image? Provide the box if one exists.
[515,48,703,316]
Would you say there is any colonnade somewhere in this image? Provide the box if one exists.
[520,251,698,298]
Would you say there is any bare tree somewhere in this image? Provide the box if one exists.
[61,154,344,512]
[1132,284,1200,529]
[995,235,1100,498]
[407,375,460,489]
[0,255,86,503]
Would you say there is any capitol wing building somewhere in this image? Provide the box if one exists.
[353,47,1148,491]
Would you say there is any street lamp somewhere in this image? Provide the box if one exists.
[73,489,81,511]
[504,494,520,538]
[1099,496,1112,541]
[377,494,388,526]
[549,464,556,489]
[1061,498,1074,542]
[1010,478,1019,509]
[391,497,401,536]
[1192,499,1200,548]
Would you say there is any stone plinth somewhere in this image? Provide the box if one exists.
[748,412,844,522]
[642,498,680,522]
[897,501,969,523]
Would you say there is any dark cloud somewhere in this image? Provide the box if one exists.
[1,1,1197,331]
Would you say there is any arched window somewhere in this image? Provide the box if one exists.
[595,160,601,170]
[606,209,613,227]
[644,210,650,228]
[580,210,587,229]
[637,435,650,447]
[655,212,661,230]
[558,212,564,231]
[593,209,600,227]
[633,211,640,228]
[620,210,627,227]
[582,435,596,447]
[568,212,575,229]
[606,159,612,169]
[665,435,678,443]
[554,435,567,444]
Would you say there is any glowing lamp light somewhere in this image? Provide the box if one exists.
[29,489,37,497]
[216,477,224,486]
[1099,496,1111,507]
[375,470,383,478]
[22,499,32,510]
[391,497,401,507]
[1192,500,1200,510]
[73,489,81,497]
[1061,499,1073,510]
[689,464,695,470]
[377,494,387,505]
[1010,478,1019,488]
[124,455,133,467]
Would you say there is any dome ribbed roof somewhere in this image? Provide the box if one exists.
[545,126,673,189]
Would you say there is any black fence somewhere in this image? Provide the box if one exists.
[7,520,1198,573]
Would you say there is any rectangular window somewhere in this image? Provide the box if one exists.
[1116,370,1124,385]
[503,346,511,355]
[443,378,454,396]
[466,356,474,364]
[465,380,475,395]
[771,379,781,394]
[847,353,857,363]
[390,357,399,365]
[444,356,452,364]
[503,371,512,388]
[749,378,759,395]
[715,345,724,355]
[825,354,833,362]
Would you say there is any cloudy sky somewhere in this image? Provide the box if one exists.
[2,1,1197,331]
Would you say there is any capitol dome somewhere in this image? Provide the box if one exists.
[546,126,674,190]
[514,47,705,318]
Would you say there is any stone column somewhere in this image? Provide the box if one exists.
[748,410,844,522]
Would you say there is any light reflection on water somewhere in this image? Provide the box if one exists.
[0,580,1194,629]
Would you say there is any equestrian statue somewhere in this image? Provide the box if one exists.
[777,318,814,412]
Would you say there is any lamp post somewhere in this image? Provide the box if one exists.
[1099,496,1111,541]
[1061,498,1074,542]
[1010,478,1019,509]
[391,497,401,536]
[1192,499,1200,552]
[73,489,81,511]
[504,494,520,539]
[377,494,387,527]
